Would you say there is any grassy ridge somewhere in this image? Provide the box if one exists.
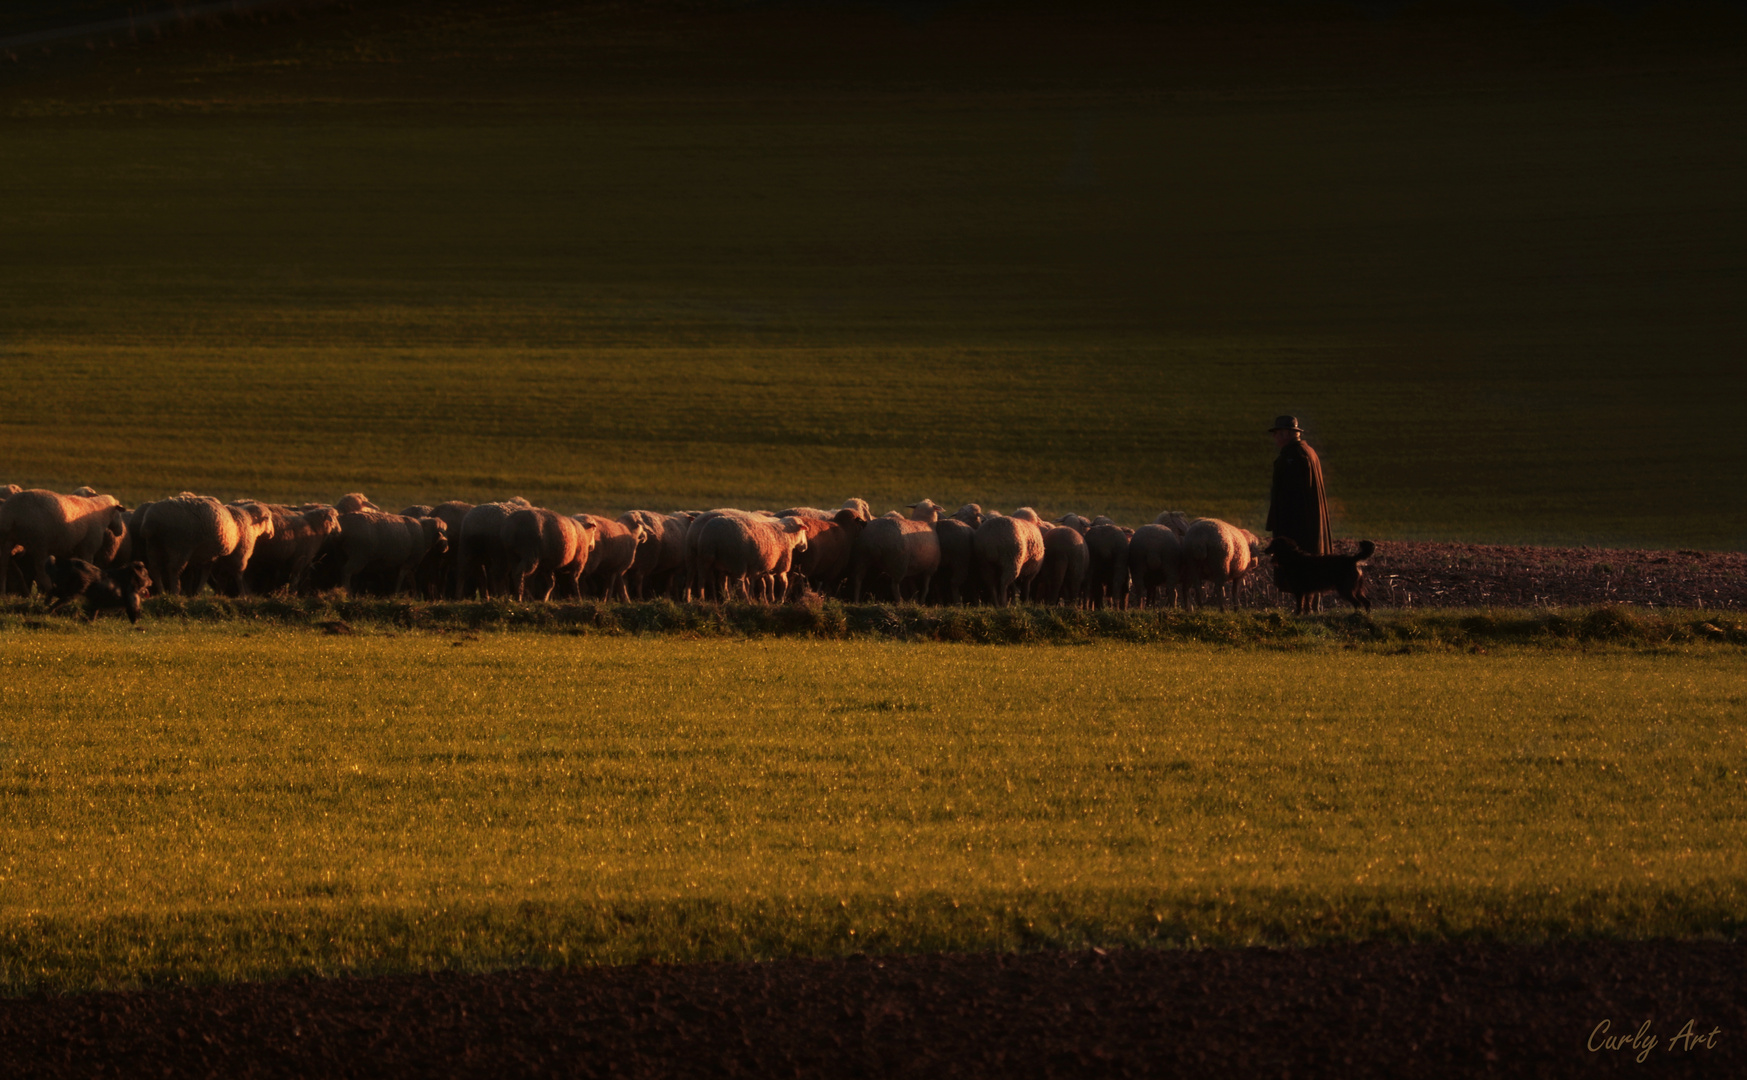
[1,3,1744,545]
[2,631,1742,992]
[4,596,1745,648]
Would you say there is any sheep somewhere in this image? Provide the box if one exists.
[137,494,275,597]
[973,514,1045,606]
[335,511,448,596]
[928,517,978,605]
[619,510,690,599]
[694,514,809,603]
[1128,524,1186,608]
[1181,517,1255,611]
[950,503,984,527]
[234,504,342,596]
[783,508,867,599]
[1154,510,1193,536]
[0,489,129,596]
[908,499,948,521]
[578,514,646,602]
[1084,523,1133,610]
[1035,522,1090,605]
[500,508,595,601]
[110,500,156,569]
[417,501,474,599]
[848,515,942,603]
[0,485,20,593]
[1056,513,1093,534]
[453,497,532,599]
[683,508,767,601]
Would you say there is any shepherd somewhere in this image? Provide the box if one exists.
[1266,415,1333,607]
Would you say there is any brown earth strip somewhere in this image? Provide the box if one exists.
[1361,542,1747,612]
[2,943,1741,1078]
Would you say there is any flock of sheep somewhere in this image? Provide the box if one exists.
[0,485,1270,611]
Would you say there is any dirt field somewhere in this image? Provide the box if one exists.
[3,943,1741,1077]
[1336,541,1745,612]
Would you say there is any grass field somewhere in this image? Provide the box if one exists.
[1,627,1742,993]
[3,2,1745,546]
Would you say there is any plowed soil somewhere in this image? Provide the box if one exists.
[1298,541,1746,611]
[3,943,1741,1078]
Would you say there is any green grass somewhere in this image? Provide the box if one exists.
[1,2,1745,545]
[1,628,1742,993]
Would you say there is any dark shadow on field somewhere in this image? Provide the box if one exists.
[2,942,1742,1077]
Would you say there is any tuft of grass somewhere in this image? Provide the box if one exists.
[0,631,1743,993]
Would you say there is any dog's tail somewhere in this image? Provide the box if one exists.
[1355,540,1375,562]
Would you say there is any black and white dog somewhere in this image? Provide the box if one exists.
[1263,538,1374,614]
[44,558,154,624]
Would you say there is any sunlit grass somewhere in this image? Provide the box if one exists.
[1,6,1744,545]
[1,628,1741,992]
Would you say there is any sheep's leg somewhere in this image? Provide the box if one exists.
[24,552,51,596]
[149,551,175,597]
[339,558,365,596]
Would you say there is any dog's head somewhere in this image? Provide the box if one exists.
[1263,537,1302,561]
[113,560,152,595]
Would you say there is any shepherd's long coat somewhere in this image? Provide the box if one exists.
[1267,438,1332,555]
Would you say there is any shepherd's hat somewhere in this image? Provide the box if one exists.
[1268,415,1302,433]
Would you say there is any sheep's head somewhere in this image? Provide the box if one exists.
[423,517,449,555]
[307,506,343,536]
[335,492,379,514]
[830,507,869,539]
[908,498,946,522]
[236,502,276,538]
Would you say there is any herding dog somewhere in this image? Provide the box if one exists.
[1264,537,1374,614]
[44,557,153,624]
